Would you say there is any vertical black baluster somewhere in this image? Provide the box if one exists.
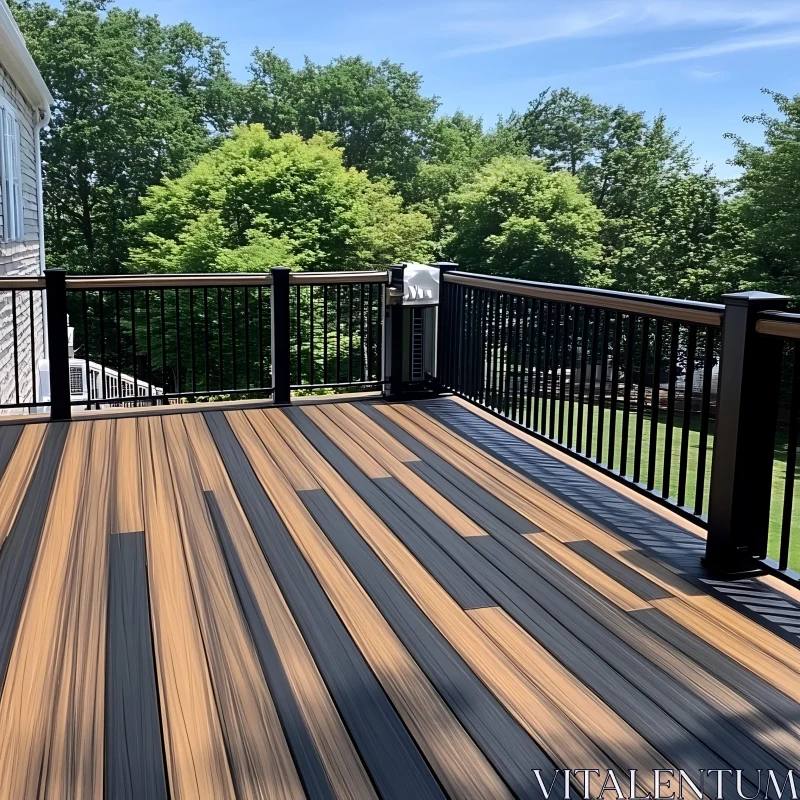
[258,287,264,390]
[620,314,636,477]
[11,291,19,406]
[131,289,139,407]
[217,288,223,391]
[82,289,91,409]
[498,294,508,415]
[586,309,599,455]
[323,286,329,384]
[576,307,589,453]
[595,310,610,464]
[517,297,530,423]
[230,287,237,390]
[546,303,556,438]
[203,288,210,393]
[360,283,366,381]
[558,304,568,443]
[647,318,664,491]
[348,283,354,385]
[534,301,547,431]
[662,321,680,499]
[244,288,250,390]
[308,285,315,386]
[694,328,715,515]
[366,284,373,381]
[473,289,482,401]
[677,326,697,507]
[116,290,122,402]
[509,295,520,418]
[485,293,495,407]
[463,287,472,398]
[159,289,166,401]
[99,289,107,402]
[295,285,301,386]
[567,305,578,449]
[608,311,622,470]
[175,290,181,395]
[505,294,516,416]
[633,317,649,484]
[779,343,800,571]
[145,289,153,402]
[336,285,342,383]
[458,285,468,396]
[29,291,37,406]
[524,299,536,429]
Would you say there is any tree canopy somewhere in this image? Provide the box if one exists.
[442,156,604,285]
[127,126,433,273]
[11,0,235,272]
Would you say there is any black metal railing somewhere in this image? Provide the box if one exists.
[0,277,47,412]
[439,272,723,523]
[288,272,385,391]
[64,273,274,408]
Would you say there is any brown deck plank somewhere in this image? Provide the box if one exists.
[205,410,444,800]
[111,417,143,534]
[331,404,787,785]
[138,415,236,800]
[181,412,376,800]
[162,414,305,800]
[0,421,92,800]
[0,423,46,548]
[286,405,651,795]
[234,407,509,800]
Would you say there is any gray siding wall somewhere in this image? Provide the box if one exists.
[0,63,44,413]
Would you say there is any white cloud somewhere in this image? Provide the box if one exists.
[683,68,727,81]
[438,0,800,57]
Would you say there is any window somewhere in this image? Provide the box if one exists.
[0,100,23,242]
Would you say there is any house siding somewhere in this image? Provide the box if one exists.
[0,63,44,413]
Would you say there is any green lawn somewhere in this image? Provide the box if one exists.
[488,391,800,571]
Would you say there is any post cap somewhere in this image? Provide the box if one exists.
[721,290,790,308]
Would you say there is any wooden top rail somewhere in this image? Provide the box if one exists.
[756,311,800,340]
[61,270,390,290]
[289,270,389,285]
[444,271,724,327]
[0,277,46,290]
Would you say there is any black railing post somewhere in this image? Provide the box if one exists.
[705,290,789,575]
[45,268,71,421]
[432,262,458,394]
[384,264,406,400]
[270,267,291,405]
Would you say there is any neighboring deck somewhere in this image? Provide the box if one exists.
[1,397,800,799]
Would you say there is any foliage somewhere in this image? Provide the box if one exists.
[441,156,604,285]
[11,0,235,273]
[243,50,439,195]
[727,90,800,300]
[127,125,433,273]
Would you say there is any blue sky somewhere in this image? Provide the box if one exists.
[120,0,800,178]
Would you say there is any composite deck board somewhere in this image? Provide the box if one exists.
[0,421,91,800]
[106,531,168,800]
[162,413,305,800]
[333,404,780,787]
[139,415,236,800]
[285,406,656,798]
[0,398,798,798]
[184,415,376,800]
[205,410,445,800]
[239,408,509,800]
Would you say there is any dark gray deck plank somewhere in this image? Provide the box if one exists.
[0,422,68,690]
[204,410,445,800]
[105,532,168,800]
[205,491,338,800]
[0,425,21,485]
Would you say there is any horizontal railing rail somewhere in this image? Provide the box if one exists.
[440,271,722,524]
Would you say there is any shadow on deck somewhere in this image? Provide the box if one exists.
[0,396,799,799]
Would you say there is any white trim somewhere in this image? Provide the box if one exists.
[0,0,54,111]
[0,97,23,242]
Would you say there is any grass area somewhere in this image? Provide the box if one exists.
[484,392,800,571]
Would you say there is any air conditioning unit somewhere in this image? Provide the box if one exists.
[36,359,89,403]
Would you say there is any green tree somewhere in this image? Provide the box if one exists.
[11,0,235,272]
[441,156,603,284]
[127,125,433,273]
[728,90,800,300]
[244,50,439,194]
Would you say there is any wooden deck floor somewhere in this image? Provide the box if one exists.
[1,398,799,799]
